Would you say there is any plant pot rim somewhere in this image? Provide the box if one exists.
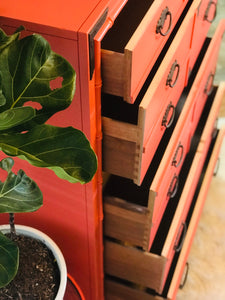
[0,224,67,300]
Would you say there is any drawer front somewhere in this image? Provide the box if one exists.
[167,128,225,300]
[147,21,225,248]
[101,0,189,103]
[136,0,202,185]
[102,0,207,186]
[125,0,189,103]
[191,19,225,132]
[189,0,218,69]
[148,112,193,249]
[158,83,225,294]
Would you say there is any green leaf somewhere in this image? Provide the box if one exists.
[0,27,23,52]
[0,72,6,107]
[0,33,76,125]
[0,232,19,288]
[0,168,43,213]
[0,124,97,184]
[0,107,36,131]
[0,157,14,172]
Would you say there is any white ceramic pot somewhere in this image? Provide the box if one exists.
[0,224,67,300]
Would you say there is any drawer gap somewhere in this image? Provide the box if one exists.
[102,0,155,53]
[151,86,218,255]
[101,36,211,126]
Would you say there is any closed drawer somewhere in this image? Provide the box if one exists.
[101,0,189,103]
[104,127,225,300]
[104,82,225,252]
[102,0,204,185]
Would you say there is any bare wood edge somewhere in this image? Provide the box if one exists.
[102,116,139,141]
[104,239,167,291]
[104,195,149,214]
[123,48,132,102]
[104,198,149,247]
[101,49,125,96]
[167,128,225,299]
[142,189,157,251]
[133,106,146,185]
[105,278,166,300]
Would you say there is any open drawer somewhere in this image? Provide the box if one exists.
[101,0,189,103]
[103,64,225,252]
[104,111,225,298]
[102,10,224,186]
[104,128,225,300]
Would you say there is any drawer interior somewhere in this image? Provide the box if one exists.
[101,35,211,126]
[102,0,155,53]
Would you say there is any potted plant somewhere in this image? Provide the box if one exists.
[0,26,97,298]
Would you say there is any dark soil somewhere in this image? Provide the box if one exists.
[0,234,60,300]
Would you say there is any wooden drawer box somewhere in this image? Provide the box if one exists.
[103,24,225,250]
[102,0,215,186]
[101,0,189,103]
[104,90,225,296]
[104,127,225,300]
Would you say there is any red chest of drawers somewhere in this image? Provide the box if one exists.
[0,1,224,299]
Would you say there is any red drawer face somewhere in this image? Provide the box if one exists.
[146,19,225,249]
[127,0,189,103]
[150,112,193,222]
[189,0,218,69]
[101,0,189,103]
[191,20,225,133]
[137,0,199,184]
[102,0,214,186]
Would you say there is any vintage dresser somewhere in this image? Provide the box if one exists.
[0,1,224,299]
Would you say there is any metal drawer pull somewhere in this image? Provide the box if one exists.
[156,7,172,36]
[213,157,220,176]
[174,222,187,252]
[179,262,189,289]
[166,60,180,88]
[162,102,175,128]
[204,0,217,23]
[172,142,184,168]
[204,72,214,95]
[167,174,179,198]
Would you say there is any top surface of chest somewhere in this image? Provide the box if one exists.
[0,0,103,32]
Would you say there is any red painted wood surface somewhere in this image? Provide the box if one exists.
[0,1,127,299]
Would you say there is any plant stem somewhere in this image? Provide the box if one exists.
[9,213,16,239]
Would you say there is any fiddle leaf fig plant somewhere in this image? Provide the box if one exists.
[0,26,97,288]
[0,157,43,287]
[0,27,97,184]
